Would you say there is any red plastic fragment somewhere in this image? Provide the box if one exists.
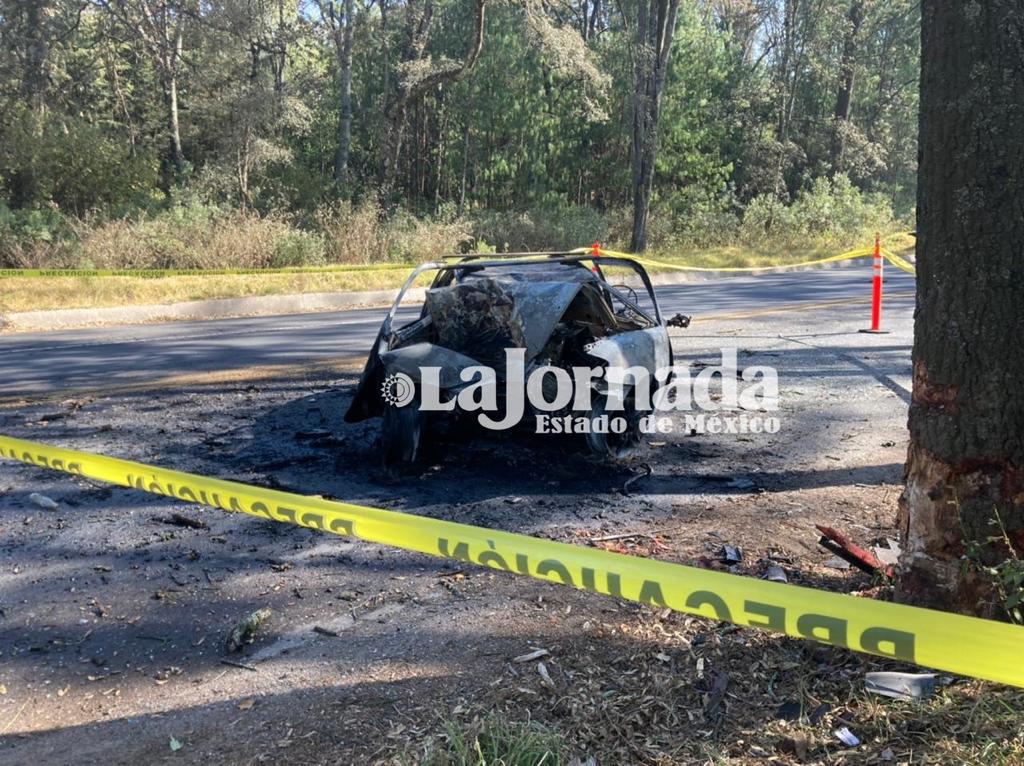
[816,524,894,578]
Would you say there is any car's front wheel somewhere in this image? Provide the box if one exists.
[585,390,643,458]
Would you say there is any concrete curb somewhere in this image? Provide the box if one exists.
[1,257,872,333]
[3,288,428,333]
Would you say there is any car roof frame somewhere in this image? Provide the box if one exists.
[378,253,663,345]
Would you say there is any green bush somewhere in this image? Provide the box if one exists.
[740,194,797,244]
[0,203,79,267]
[270,230,325,267]
[740,175,894,248]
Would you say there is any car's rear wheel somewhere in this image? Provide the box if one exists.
[381,400,423,466]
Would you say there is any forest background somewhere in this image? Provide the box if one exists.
[0,0,919,271]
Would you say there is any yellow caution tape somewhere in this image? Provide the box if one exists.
[0,243,918,279]
[0,263,413,279]
[579,244,917,276]
[0,433,1020,687]
[880,248,918,275]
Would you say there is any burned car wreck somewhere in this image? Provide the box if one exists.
[345,253,688,465]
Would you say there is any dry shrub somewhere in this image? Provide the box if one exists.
[317,199,388,263]
[77,206,323,269]
[386,208,472,262]
[0,235,78,269]
[318,199,471,263]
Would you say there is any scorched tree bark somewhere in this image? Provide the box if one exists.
[898,0,1024,617]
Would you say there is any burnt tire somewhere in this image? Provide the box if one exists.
[585,391,643,459]
[381,400,423,467]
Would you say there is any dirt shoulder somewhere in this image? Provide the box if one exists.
[1,302,1018,765]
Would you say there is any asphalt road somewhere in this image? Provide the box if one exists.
[0,265,915,396]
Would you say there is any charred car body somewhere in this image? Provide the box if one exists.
[345,253,687,465]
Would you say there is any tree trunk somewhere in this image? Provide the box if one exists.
[629,0,679,253]
[831,0,864,172]
[163,70,185,188]
[458,109,471,213]
[334,0,354,188]
[23,0,51,115]
[897,0,1024,618]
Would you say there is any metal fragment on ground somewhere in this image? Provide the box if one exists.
[865,671,936,700]
[834,727,861,747]
[765,564,788,582]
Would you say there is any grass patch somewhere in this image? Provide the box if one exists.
[407,610,1023,766]
[0,233,914,316]
[419,713,565,766]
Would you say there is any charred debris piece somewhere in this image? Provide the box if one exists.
[226,608,273,653]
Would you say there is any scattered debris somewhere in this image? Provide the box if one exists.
[169,736,183,752]
[312,625,340,638]
[159,513,208,530]
[704,670,730,719]
[764,564,788,583]
[220,658,259,672]
[873,538,902,567]
[865,671,936,701]
[718,545,742,565]
[536,661,555,690]
[775,700,801,720]
[824,556,851,571]
[226,607,273,653]
[513,648,550,663]
[28,492,58,511]
[237,699,256,711]
[777,731,810,759]
[622,464,653,495]
[834,727,861,747]
[808,703,831,724]
[590,531,658,544]
[816,524,894,577]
